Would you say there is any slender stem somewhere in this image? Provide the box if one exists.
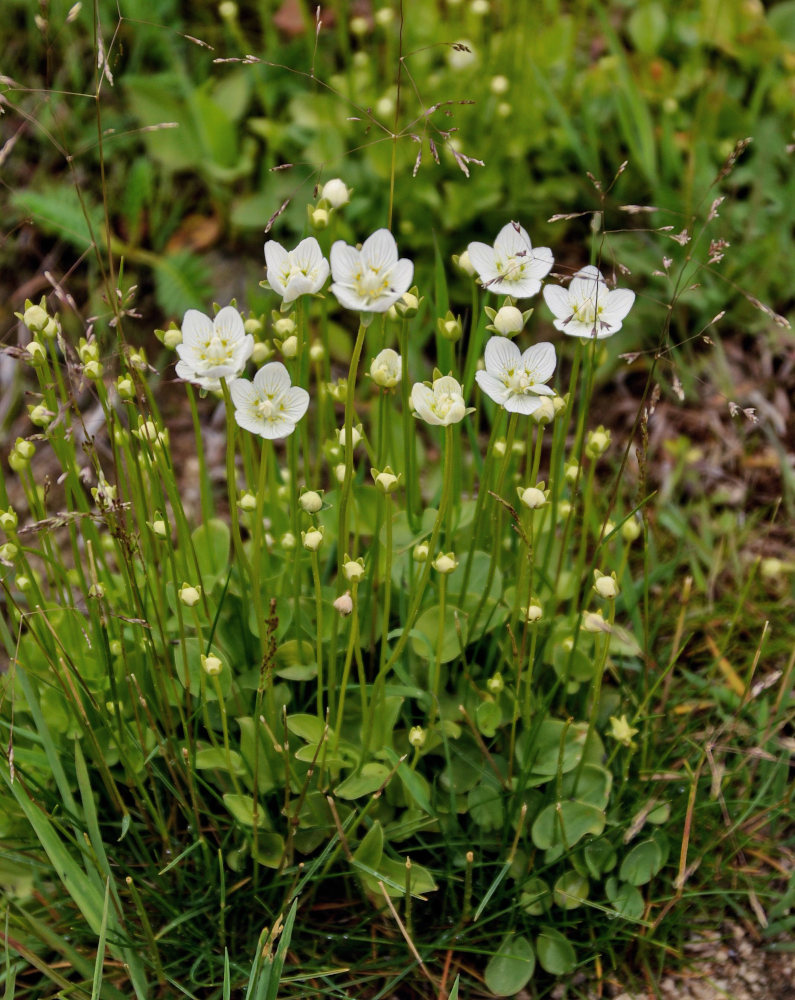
[338,318,370,573]
[311,550,324,723]
[429,572,447,726]
[331,581,360,755]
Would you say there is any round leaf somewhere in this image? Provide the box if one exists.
[536,927,577,975]
[484,935,535,996]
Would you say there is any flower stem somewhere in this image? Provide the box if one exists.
[338,317,370,574]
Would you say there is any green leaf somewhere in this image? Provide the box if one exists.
[560,763,613,809]
[467,782,504,831]
[286,714,327,744]
[223,793,260,827]
[531,800,606,850]
[519,877,551,915]
[411,604,466,663]
[384,748,436,817]
[627,3,668,55]
[153,250,213,316]
[484,935,535,996]
[475,700,502,738]
[353,820,384,869]
[335,763,391,800]
[553,870,589,910]
[605,878,645,920]
[11,186,104,251]
[195,747,246,775]
[536,927,577,975]
[584,838,617,878]
[192,519,230,582]
[619,839,664,886]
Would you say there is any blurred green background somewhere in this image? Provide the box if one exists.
[1,0,793,348]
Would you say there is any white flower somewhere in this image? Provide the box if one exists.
[230,362,309,440]
[175,306,254,391]
[543,265,635,339]
[467,223,553,299]
[411,375,469,426]
[264,237,330,305]
[330,230,413,313]
[475,337,556,415]
[321,178,351,208]
[369,348,402,388]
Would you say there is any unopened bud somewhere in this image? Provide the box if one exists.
[432,551,458,574]
[238,491,257,512]
[321,178,351,208]
[582,610,610,633]
[178,583,202,607]
[273,315,296,337]
[309,341,325,362]
[343,557,365,583]
[438,311,463,343]
[523,602,543,623]
[26,341,48,364]
[518,484,548,509]
[281,335,298,358]
[299,490,323,514]
[370,348,402,388]
[487,671,504,694]
[0,543,19,563]
[454,249,476,276]
[310,207,329,229]
[533,397,556,424]
[408,726,426,748]
[29,404,52,427]
[492,305,523,335]
[372,467,401,493]
[413,542,430,563]
[202,654,223,676]
[621,517,642,543]
[281,531,297,550]
[333,591,354,616]
[0,509,18,532]
[302,527,324,551]
[586,426,611,459]
[593,570,619,599]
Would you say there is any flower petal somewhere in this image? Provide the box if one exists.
[466,241,497,282]
[521,342,556,384]
[229,377,257,410]
[484,335,520,375]
[361,229,399,271]
[264,240,288,275]
[410,383,439,424]
[253,362,291,397]
[503,394,542,415]
[181,309,213,346]
[602,288,635,324]
[330,241,361,283]
[542,283,570,320]
[475,371,511,405]
[386,258,414,298]
[493,222,532,259]
[433,375,465,398]
[329,282,368,312]
[214,306,246,341]
[260,417,299,439]
[280,386,310,424]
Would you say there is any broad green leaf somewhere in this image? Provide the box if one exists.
[553,870,589,910]
[560,763,613,808]
[251,831,286,870]
[223,793,258,827]
[411,604,466,663]
[520,877,551,915]
[192,519,230,582]
[195,747,246,775]
[536,927,577,975]
[627,3,668,55]
[606,878,646,920]
[467,782,504,831]
[475,700,502,738]
[353,820,384,869]
[286,714,327,744]
[11,187,104,251]
[531,800,605,850]
[584,838,617,878]
[335,763,391,800]
[378,856,438,898]
[619,839,664,886]
[484,935,535,996]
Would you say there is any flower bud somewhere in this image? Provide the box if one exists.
[178,583,202,607]
[492,305,523,335]
[252,341,272,364]
[490,74,510,95]
[413,542,429,563]
[564,460,579,483]
[582,610,610,633]
[454,249,476,276]
[374,6,394,25]
[273,315,296,337]
[238,491,257,512]
[202,654,223,676]
[302,527,324,551]
[26,341,48,364]
[28,404,52,427]
[15,439,36,461]
[150,519,168,539]
[523,602,543,623]
[0,543,19,563]
[78,338,99,364]
[281,335,298,358]
[609,714,638,747]
[496,101,512,118]
[593,570,619,600]
[437,310,463,343]
[760,557,786,580]
[299,490,323,514]
[621,517,642,543]
[337,424,362,449]
[87,582,104,599]
[408,726,426,749]
[371,467,401,494]
[586,425,611,459]
[494,438,507,457]
[281,531,297,550]
[552,394,568,415]
[83,360,104,380]
[244,316,264,337]
[116,376,135,400]
[163,327,182,349]
[487,671,504,695]
[533,397,556,424]
[432,551,458,575]
[23,303,50,333]
[321,178,351,208]
[369,348,402,388]
[327,378,348,403]
[333,591,354,616]
[334,463,346,484]
[391,289,420,319]
[343,556,365,583]
[0,509,18,532]
[309,341,325,362]
[16,575,32,592]
[518,484,548,509]
[310,207,329,229]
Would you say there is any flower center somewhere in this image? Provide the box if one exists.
[256,397,278,420]
[504,368,535,395]
[496,252,528,284]
[353,265,391,302]
[201,334,232,366]
[433,391,460,417]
